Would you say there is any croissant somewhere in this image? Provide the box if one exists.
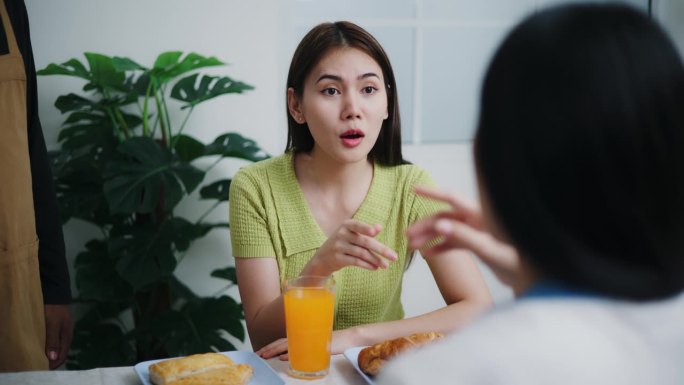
[149,352,253,385]
[358,332,443,376]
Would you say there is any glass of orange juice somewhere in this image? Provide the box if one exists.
[283,275,335,379]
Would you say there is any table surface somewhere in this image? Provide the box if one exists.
[0,354,368,385]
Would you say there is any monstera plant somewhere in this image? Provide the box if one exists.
[38,52,268,369]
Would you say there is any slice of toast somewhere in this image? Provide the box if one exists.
[169,365,253,385]
[149,353,253,385]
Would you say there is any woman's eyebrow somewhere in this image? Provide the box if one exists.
[315,72,381,84]
[359,72,380,80]
[316,74,342,83]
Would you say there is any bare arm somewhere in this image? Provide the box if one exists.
[235,258,286,351]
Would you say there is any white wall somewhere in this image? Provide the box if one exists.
[655,0,684,58]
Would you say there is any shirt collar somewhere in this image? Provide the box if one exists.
[520,280,598,300]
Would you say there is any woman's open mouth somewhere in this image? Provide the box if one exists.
[340,129,365,148]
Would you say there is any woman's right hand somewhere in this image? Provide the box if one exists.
[301,219,398,277]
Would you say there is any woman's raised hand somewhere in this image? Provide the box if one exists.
[407,186,521,289]
[302,219,398,277]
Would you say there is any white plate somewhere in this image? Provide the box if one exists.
[343,346,375,385]
[133,351,284,385]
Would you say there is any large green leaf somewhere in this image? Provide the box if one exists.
[167,217,206,252]
[50,144,123,224]
[153,51,183,70]
[109,218,206,289]
[68,322,135,369]
[56,95,136,118]
[57,110,119,152]
[141,296,244,356]
[170,74,254,109]
[37,58,90,80]
[199,179,231,201]
[112,58,149,97]
[173,134,205,162]
[187,296,245,343]
[203,133,269,162]
[68,301,134,369]
[64,111,106,125]
[58,123,113,151]
[71,301,130,325]
[74,240,134,302]
[84,52,126,91]
[103,137,205,214]
[114,111,143,131]
[54,93,96,114]
[122,72,151,97]
[55,180,106,224]
[50,148,103,183]
[112,56,146,71]
[170,276,200,303]
[210,267,237,284]
[152,52,224,84]
[109,222,177,289]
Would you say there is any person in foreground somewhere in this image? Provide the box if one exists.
[379,4,684,384]
[229,21,492,358]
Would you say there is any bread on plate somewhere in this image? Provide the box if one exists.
[148,352,253,385]
[357,332,443,376]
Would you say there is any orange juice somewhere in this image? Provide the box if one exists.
[284,278,335,378]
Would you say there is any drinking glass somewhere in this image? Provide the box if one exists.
[283,275,335,379]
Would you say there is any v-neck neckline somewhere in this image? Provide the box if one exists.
[266,152,393,257]
[288,152,377,238]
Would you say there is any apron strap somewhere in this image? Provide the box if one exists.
[0,0,21,56]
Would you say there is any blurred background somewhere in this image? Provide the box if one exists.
[26,0,684,352]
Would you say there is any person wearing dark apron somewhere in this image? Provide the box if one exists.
[0,0,72,371]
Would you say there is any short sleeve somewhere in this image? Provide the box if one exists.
[228,169,276,258]
[408,169,448,224]
[406,168,449,252]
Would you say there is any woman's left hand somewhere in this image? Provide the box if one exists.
[255,337,289,360]
[255,329,358,361]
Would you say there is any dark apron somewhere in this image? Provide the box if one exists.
[0,0,48,371]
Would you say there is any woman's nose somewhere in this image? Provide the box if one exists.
[341,92,362,120]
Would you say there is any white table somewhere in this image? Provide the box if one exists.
[0,355,367,385]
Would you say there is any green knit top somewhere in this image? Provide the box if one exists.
[229,152,444,330]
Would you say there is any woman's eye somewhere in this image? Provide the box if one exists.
[322,88,339,96]
[363,86,378,94]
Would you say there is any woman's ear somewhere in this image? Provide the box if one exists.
[287,88,306,124]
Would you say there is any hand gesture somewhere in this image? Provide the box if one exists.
[407,186,521,289]
[303,219,398,277]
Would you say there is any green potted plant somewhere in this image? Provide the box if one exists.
[38,51,268,369]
